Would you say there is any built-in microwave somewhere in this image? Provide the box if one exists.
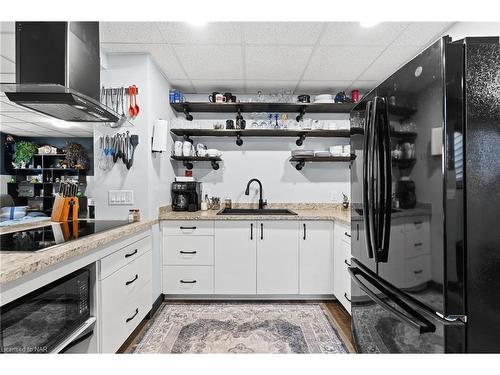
[0,268,91,353]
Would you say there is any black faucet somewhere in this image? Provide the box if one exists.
[245,178,267,209]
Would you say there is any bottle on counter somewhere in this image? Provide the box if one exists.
[224,197,232,209]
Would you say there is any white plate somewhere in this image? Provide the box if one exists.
[313,99,336,104]
[314,94,333,101]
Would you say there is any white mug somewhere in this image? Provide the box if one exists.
[182,141,193,156]
[174,141,183,156]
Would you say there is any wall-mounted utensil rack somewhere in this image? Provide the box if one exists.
[171,155,221,170]
[290,154,356,170]
[171,128,350,146]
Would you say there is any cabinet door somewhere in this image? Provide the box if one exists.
[257,221,299,294]
[215,221,257,294]
[334,223,351,303]
[299,221,334,294]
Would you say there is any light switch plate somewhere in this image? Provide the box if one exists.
[108,190,134,205]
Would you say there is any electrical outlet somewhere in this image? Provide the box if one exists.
[108,190,134,205]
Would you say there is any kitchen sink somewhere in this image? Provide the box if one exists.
[217,208,298,216]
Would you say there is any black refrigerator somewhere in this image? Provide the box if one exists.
[349,36,500,353]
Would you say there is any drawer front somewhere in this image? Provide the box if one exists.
[101,279,152,353]
[403,217,428,232]
[163,266,214,294]
[163,221,214,236]
[163,235,214,266]
[404,255,431,288]
[404,229,430,258]
[100,235,152,280]
[101,250,152,305]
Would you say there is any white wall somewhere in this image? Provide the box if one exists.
[173,93,351,204]
[95,54,174,220]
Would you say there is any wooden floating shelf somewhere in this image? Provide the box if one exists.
[171,155,222,170]
[290,154,356,170]
[170,101,355,114]
[171,128,351,138]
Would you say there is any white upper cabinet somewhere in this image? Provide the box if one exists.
[257,221,299,294]
[299,221,334,295]
[214,221,257,294]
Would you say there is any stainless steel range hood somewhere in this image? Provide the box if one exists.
[2,22,119,123]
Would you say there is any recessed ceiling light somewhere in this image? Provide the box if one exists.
[360,21,380,28]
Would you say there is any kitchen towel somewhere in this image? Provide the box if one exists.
[152,119,169,152]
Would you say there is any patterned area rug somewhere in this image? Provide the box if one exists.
[132,303,348,354]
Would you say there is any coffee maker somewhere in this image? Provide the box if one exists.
[171,182,201,212]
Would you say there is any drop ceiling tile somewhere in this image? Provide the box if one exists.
[0,73,15,82]
[102,43,187,80]
[393,22,453,46]
[191,80,244,94]
[295,80,353,95]
[157,22,242,45]
[173,45,243,80]
[349,80,379,91]
[0,33,15,61]
[245,80,297,94]
[243,22,324,45]
[0,100,25,112]
[303,46,384,81]
[320,22,410,46]
[100,22,164,44]
[169,80,195,93]
[4,111,52,123]
[0,22,15,34]
[0,114,22,122]
[1,56,15,74]
[245,45,313,80]
[359,45,421,81]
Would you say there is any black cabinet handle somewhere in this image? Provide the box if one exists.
[250,223,253,240]
[344,232,351,238]
[414,221,422,225]
[125,249,138,258]
[344,259,352,267]
[180,279,197,284]
[356,223,359,241]
[180,250,197,254]
[180,226,197,230]
[260,223,264,240]
[344,293,352,302]
[126,308,139,323]
[414,242,423,247]
[414,269,423,274]
[303,223,307,240]
[125,274,138,285]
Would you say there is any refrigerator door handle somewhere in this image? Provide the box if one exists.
[348,266,436,334]
[367,98,379,260]
[378,97,392,262]
[362,100,374,259]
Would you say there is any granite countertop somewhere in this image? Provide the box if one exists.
[159,203,351,226]
[0,219,156,285]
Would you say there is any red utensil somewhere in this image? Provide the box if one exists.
[128,86,135,118]
[132,85,140,117]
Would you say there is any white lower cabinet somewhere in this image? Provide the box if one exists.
[99,233,153,353]
[299,221,334,295]
[163,265,214,294]
[257,221,299,294]
[214,221,257,294]
[334,222,351,313]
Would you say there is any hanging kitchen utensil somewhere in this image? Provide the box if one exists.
[132,85,140,117]
[128,86,136,118]
[115,87,128,127]
[126,134,139,169]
